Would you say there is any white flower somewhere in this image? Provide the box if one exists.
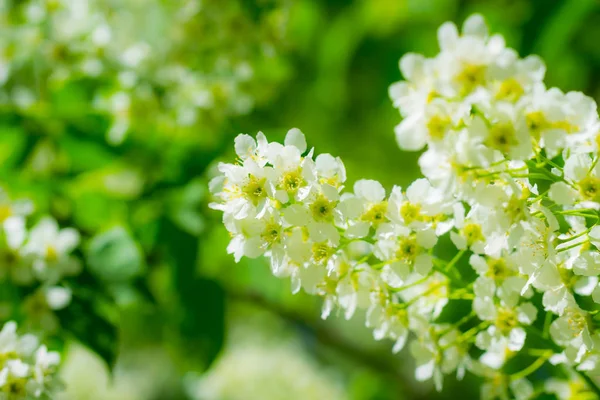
[393,99,460,151]
[467,110,532,161]
[410,329,464,391]
[474,299,536,352]
[212,11,600,395]
[23,217,81,284]
[340,179,387,238]
[562,152,600,205]
[365,298,409,353]
[545,376,596,399]
[375,229,437,286]
[386,179,451,232]
[550,306,594,352]
[0,321,60,398]
[389,53,437,121]
[523,87,598,157]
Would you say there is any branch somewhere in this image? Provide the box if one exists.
[227,288,427,400]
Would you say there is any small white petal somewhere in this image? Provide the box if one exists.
[45,287,72,310]
[284,128,307,153]
[354,179,385,203]
[549,182,577,206]
[462,14,488,39]
[437,22,459,51]
[234,134,257,159]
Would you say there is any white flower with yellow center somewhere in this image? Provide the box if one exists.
[467,108,532,161]
[265,129,317,204]
[386,178,452,233]
[223,210,284,264]
[334,263,376,320]
[22,217,81,284]
[473,295,536,353]
[340,179,388,238]
[522,86,598,157]
[470,254,525,303]
[0,321,60,399]
[365,295,411,353]
[450,217,487,254]
[409,328,465,392]
[550,305,593,351]
[398,273,449,318]
[552,152,600,206]
[375,228,437,287]
[434,14,513,98]
[545,377,599,400]
[210,160,272,220]
[389,52,438,120]
[393,98,461,151]
[480,373,535,400]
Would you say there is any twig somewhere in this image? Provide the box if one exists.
[227,289,428,400]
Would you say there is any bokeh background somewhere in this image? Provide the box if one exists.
[2,0,600,399]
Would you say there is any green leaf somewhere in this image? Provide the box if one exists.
[0,125,27,170]
[87,226,145,282]
[167,178,206,236]
[534,395,559,400]
[71,193,127,231]
[180,278,225,368]
[160,218,225,369]
[55,294,118,370]
[59,135,116,172]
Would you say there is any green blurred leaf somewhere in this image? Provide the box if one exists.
[50,80,91,118]
[56,293,118,370]
[0,125,27,170]
[59,135,117,172]
[160,218,225,369]
[87,226,145,282]
[71,192,127,231]
[167,178,207,236]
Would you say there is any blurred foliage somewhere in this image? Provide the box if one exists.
[2,0,600,399]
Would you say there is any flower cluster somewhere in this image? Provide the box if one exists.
[0,189,80,331]
[0,321,60,399]
[211,15,600,399]
[388,14,600,395]
[0,0,288,144]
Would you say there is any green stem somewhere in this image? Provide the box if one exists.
[557,240,588,253]
[441,320,490,350]
[432,264,463,286]
[510,351,552,381]
[445,250,466,273]
[432,257,464,285]
[401,283,445,308]
[557,227,593,243]
[543,311,552,339]
[438,311,477,338]
[389,275,430,293]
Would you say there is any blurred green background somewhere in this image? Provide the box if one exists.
[2,0,600,399]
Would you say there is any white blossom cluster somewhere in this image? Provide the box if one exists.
[0,321,60,399]
[0,189,80,325]
[0,0,288,144]
[211,15,600,399]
